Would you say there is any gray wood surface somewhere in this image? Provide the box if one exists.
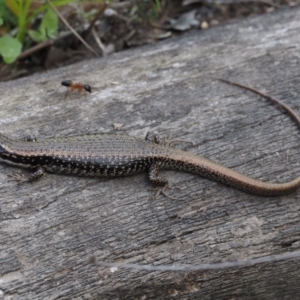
[1,6,300,300]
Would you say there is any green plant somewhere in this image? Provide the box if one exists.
[0,0,73,64]
[153,0,162,18]
[134,0,163,23]
[28,8,58,42]
[0,34,22,63]
[5,0,33,42]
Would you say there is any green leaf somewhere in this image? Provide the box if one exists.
[4,0,20,16]
[52,0,76,6]
[28,29,45,42]
[0,0,17,28]
[40,8,58,39]
[28,9,58,42]
[17,0,32,42]
[0,35,22,63]
[0,17,3,26]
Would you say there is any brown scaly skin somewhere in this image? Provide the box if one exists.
[1,79,300,196]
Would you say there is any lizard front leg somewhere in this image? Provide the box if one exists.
[8,167,45,183]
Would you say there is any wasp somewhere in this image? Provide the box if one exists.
[61,80,92,99]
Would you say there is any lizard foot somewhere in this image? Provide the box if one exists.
[152,185,181,201]
[7,172,29,184]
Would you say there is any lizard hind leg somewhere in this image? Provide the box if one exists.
[149,162,179,200]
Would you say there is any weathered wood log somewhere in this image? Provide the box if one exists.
[1,6,300,299]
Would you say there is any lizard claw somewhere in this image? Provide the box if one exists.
[152,185,180,201]
[7,172,28,184]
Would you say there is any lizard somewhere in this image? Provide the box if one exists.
[1,79,299,197]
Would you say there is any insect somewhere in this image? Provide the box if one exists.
[61,80,92,99]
